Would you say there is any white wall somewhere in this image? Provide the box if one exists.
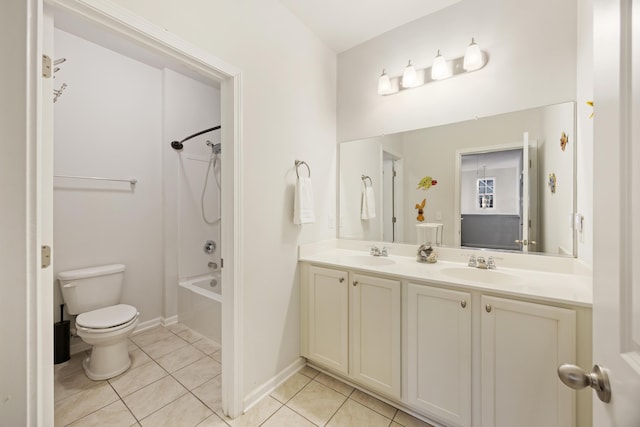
[107,0,337,399]
[53,29,164,323]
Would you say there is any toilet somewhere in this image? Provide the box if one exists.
[57,264,139,380]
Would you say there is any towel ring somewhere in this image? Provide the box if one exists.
[295,160,311,178]
[361,175,373,185]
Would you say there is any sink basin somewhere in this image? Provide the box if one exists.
[440,267,523,285]
[343,255,396,266]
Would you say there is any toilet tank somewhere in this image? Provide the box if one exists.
[57,264,126,315]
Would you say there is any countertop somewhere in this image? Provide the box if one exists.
[299,247,592,308]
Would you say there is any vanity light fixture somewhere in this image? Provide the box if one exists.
[377,69,392,95]
[378,38,487,95]
[431,50,449,80]
[402,60,418,88]
[463,38,484,71]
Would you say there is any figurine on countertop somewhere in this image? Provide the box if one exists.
[415,198,426,221]
[417,244,438,263]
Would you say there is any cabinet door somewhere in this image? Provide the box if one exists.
[350,273,401,398]
[308,266,349,374]
[481,295,576,427]
[407,283,471,427]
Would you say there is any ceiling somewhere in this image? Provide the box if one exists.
[279,0,461,53]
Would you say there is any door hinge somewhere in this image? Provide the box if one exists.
[41,245,51,268]
[220,258,224,268]
[529,159,532,168]
[392,217,397,224]
[42,55,52,78]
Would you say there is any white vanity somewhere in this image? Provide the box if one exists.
[299,240,592,427]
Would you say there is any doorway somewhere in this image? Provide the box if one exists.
[42,1,243,420]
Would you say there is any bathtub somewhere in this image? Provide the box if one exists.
[178,273,221,344]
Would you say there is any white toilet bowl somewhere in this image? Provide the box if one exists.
[76,304,139,380]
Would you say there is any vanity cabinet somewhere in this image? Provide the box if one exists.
[350,273,401,397]
[306,266,349,374]
[480,295,576,427]
[302,265,401,398]
[406,283,471,427]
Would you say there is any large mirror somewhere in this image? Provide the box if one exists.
[339,102,576,256]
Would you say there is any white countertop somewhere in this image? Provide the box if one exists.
[299,243,592,308]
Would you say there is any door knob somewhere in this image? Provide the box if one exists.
[557,364,611,403]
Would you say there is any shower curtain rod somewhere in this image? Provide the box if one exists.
[170,125,221,150]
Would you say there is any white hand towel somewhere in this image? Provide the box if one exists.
[293,176,316,224]
[361,184,376,220]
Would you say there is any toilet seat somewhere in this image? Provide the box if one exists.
[76,304,138,332]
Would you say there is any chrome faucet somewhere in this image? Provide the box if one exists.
[370,246,389,257]
[476,256,488,269]
[487,256,497,270]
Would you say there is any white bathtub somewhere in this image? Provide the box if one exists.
[178,273,221,344]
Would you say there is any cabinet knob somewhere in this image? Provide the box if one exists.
[485,304,492,313]
[460,300,467,309]
[353,280,358,287]
[338,277,344,283]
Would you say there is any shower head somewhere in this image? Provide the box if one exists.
[171,140,184,150]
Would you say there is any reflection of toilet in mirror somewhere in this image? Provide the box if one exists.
[416,222,443,246]
[57,264,139,380]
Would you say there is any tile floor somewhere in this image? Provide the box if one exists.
[54,324,433,427]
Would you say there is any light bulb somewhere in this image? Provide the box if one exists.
[377,69,392,95]
[463,38,484,71]
[431,49,448,80]
[402,60,418,88]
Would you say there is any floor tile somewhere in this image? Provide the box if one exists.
[211,350,222,363]
[54,368,102,402]
[109,361,167,397]
[155,344,205,373]
[177,328,204,343]
[140,392,212,427]
[298,365,320,379]
[218,396,281,427]
[123,376,187,420]
[166,322,190,334]
[350,389,397,419]
[192,337,222,355]
[270,373,312,403]
[314,373,354,396]
[393,410,435,427]
[54,381,119,426]
[196,414,229,426]
[287,380,348,426]
[327,399,391,427]
[140,334,189,359]
[130,326,174,347]
[192,375,223,412]
[173,357,222,390]
[54,352,87,381]
[67,400,137,427]
[261,405,315,427]
[129,347,152,370]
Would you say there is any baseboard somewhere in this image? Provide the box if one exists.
[243,357,307,412]
[162,315,178,326]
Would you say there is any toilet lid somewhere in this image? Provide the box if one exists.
[76,304,138,329]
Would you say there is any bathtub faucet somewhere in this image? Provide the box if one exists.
[208,262,218,270]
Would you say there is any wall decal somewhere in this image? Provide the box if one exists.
[548,173,557,194]
[560,132,568,152]
[416,176,438,190]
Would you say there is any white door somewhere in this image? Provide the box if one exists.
[587,0,640,424]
